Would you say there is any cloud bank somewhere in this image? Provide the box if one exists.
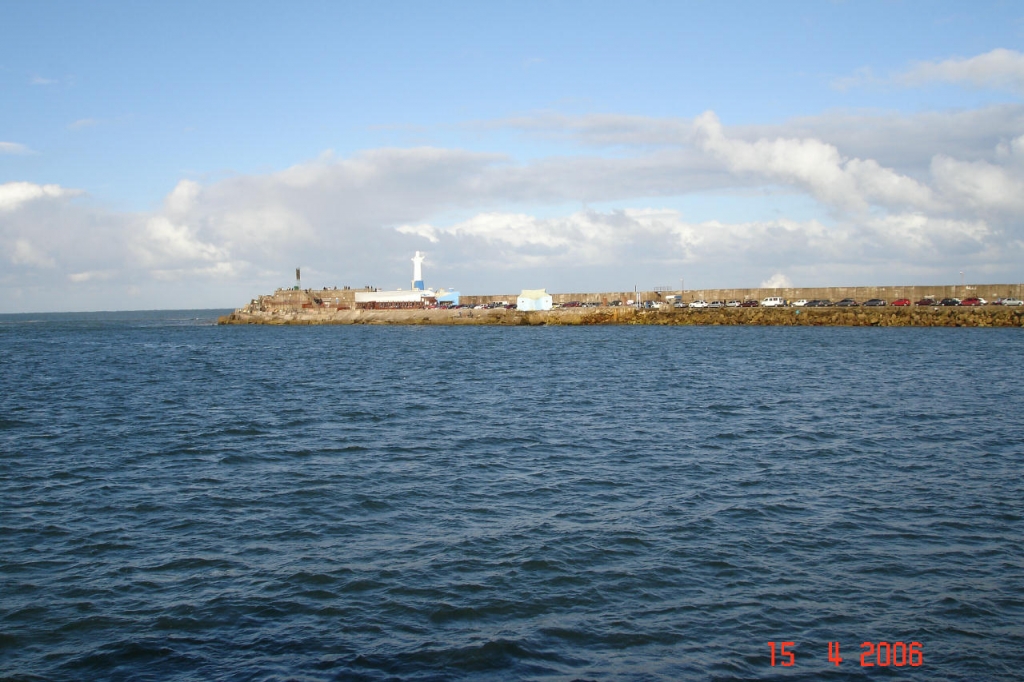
[3,98,1024,310]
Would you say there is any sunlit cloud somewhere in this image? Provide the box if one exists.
[0,182,83,212]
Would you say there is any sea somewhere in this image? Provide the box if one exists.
[1,310,1022,682]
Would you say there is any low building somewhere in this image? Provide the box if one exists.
[354,289,436,309]
[517,289,553,311]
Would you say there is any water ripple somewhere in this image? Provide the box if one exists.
[1,315,1022,680]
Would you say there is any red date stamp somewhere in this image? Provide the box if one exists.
[768,640,923,668]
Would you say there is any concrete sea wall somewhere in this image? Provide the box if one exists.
[459,283,1024,306]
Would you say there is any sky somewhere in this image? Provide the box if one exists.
[2,0,1024,312]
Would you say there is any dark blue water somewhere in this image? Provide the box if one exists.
[1,311,1022,681]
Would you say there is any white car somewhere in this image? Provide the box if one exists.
[726,300,741,307]
[792,299,808,307]
[689,300,710,308]
[1002,297,1024,306]
[761,296,786,307]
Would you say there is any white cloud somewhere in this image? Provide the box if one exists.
[760,273,792,288]
[832,66,877,92]
[897,48,1024,95]
[164,179,201,214]
[692,111,936,212]
[0,142,33,155]
[396,207,997,279]
[30,74,57,85]
[134,216,228,266]
[0,182,83,212]
[862,213,992,253]
[151,261,240,281]
[490,112,693,147]
[930,155,1024,213]
[213,206,313,254]
[10,239,56,268]
[396,223,440,243]
[502,105,1024,174]
[68,270,116,283]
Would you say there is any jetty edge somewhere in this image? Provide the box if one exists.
[219,297,1024,328]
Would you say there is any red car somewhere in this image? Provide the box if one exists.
[891,298,911,306]
[961,297,984,306]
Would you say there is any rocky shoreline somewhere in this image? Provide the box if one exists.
[219,306,1024,327]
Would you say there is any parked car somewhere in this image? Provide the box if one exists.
[915,298,937,306]
[708,300,724,308]
[791,299,809,307]
[960,297,985,306]
[673,302,687,308]
[740,300,760,307]
[726,300,742,307]
[939,298,961,306]
[863,299,887,307]
[891,298,911,306]
[1001,297,1024,306]
[689,300,710,309]
[761,296,786,307]
[836,298,859,307]
[806,299,831,307]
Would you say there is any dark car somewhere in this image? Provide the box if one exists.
[862,299,887,307]
[805,299,831,307]
[740,300,760,307]
[939,298,961,306]
[915,298,936,306]
[836,298,859,307]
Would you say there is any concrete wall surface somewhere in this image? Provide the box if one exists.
[459,284,1024,306]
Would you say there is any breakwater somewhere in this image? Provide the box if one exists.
[219,306,1024,327]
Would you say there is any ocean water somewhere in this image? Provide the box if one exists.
[1,310,1022,681]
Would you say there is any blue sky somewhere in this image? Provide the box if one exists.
[2,1,1024,311]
